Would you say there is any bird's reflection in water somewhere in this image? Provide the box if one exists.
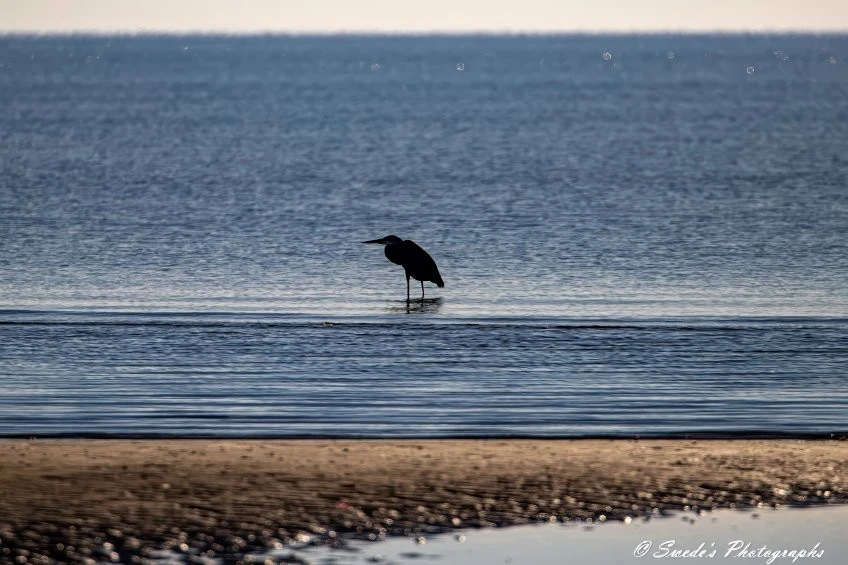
[386,297,444,314]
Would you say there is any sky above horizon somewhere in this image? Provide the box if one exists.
[3,0,848,33]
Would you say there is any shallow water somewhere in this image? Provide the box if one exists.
[1,35,847,437]
[1,311,847,437]
[256,505,848,565]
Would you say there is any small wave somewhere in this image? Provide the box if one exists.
[3,308,847,329]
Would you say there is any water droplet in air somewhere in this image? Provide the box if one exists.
[370,63,381,71]
[746,66,755,74]
[829,56,838,65]
[456,62,465,71]
[602,52,612,61]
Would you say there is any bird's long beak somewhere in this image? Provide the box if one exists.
[363,238,386,244]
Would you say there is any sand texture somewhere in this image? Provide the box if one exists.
[1,439,846,563]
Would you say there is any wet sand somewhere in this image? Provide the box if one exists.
[1,439,846,563]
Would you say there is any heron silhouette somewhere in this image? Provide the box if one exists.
[363,235,444,302]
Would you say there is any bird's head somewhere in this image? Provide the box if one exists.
[363,235,403,245]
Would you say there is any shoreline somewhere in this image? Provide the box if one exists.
[1,438,846,562]
[2,431,846,439]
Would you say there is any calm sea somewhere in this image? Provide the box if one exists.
[1,34,846,437]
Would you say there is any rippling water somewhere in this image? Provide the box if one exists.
[1,34,847,436]
[1,311,847,436]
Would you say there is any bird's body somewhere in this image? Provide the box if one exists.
[363,235,444,301]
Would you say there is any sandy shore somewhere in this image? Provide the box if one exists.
[1,438,846,563]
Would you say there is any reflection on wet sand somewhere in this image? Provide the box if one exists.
[259,505,848,565]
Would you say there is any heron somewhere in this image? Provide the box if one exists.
[363,235,444,302]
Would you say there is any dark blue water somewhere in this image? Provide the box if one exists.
[1,35,847,437]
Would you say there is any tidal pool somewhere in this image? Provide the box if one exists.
[251,505,848,565]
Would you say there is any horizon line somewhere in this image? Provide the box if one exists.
[2,28,848,37]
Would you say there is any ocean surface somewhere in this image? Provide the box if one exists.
[1,34,846,437]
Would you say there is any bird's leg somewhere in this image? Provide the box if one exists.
[405,272,411,303]
[420,280,425,301]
